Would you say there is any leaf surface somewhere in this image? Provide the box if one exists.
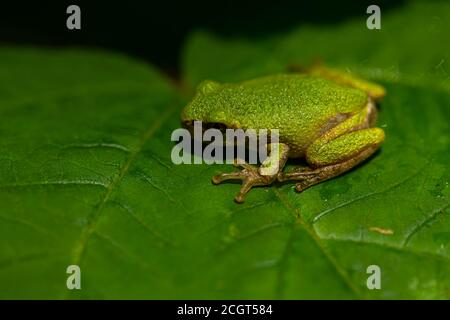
[0,0,449,299]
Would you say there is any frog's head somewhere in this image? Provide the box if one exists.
[181,80,231,132]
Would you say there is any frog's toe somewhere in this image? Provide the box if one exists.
[277,169,321,192]
[235,182,252,203]
[212,162,259,185]
[277,170,315,182]
[295,181,314,192]
[234,178,265,203]
[294,173,324,192]
[212,172,242,184]
[212,166,274,203]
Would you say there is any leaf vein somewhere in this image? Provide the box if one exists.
[66,103,177,294]
[402,203,450,247]
[312,163,426,224]
[273,188,363,298]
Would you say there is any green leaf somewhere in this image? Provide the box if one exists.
[0,0,449,300]
[183,0,450,91]
[181,0,450,299]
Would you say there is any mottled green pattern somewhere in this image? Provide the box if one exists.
[181,0,450,299]
[0,0,449,299]
[183,74,367,150]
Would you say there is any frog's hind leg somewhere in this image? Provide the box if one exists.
[212,143,289,203]
[278,140,381,192]
[278,102,384,192]
[288,63,386,101]
[308,65,386,101]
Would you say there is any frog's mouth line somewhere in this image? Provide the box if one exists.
[183,120,228,134]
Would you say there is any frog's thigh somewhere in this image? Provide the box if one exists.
[306,127,385,168]
[280,128,384,192]
[307,65,386,101]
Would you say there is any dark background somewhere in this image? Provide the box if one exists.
[0,0,406,76]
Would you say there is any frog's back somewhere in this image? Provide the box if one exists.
[213,74,368,154]
[218,74,366,124]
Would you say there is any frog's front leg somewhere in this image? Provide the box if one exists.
[278,103,385,192]
[212,143,289,203]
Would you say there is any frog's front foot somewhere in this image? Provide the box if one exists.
[212,161,275,203]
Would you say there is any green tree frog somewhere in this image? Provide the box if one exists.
[181,66,386,203]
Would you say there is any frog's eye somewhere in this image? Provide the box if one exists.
[183,120,195,129]
[197,80,221,95]
[205,122,227,133]
[182,120,227,134]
